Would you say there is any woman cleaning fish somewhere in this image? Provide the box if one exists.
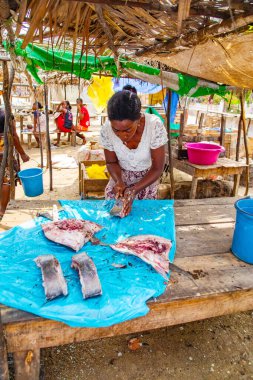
[100,90,168,217]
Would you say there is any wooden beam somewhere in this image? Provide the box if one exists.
[3,285,253,353]
[94,4,118,57]
[177,0,191,33]
[65,0,176,12]
[135,14,253,58]
[0,0,10,22]
[15,0,27,37]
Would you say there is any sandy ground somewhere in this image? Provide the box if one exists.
[7,132,253,380]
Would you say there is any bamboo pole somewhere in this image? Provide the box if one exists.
[34,86,44,168]
[240,90,250,196]
[166,89,175,199]
[0,62,9,199]
[1,61,15,200]
[43,82,53,191]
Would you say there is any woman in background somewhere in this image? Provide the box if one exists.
[54,100,86,146]
[0,109,30,221]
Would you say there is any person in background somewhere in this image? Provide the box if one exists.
[0,108,30,221]
[122,84,137,94]
[76,98,90,132]
[32,101,46,148]
[54,100,86,146]
[100,91,168,217]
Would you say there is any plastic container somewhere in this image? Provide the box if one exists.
[18,168,44,197]
[231,197,253,264]
[185,142,225,165]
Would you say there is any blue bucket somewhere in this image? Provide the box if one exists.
[231,197,253,264]
[18,168,44,197]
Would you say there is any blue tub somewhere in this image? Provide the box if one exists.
[231,197,253,264]
[18,168,44,197]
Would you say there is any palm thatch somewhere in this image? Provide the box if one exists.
[1,0,253,87]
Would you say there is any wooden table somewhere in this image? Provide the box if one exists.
[173,157,247,199]
[1,198,253,379]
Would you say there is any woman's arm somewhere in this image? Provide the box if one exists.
[132,145,165,194]
[12,121,30,162]
[121,145,165,217]
[104,149,126,197]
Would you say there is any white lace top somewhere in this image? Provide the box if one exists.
[100,113,168,172]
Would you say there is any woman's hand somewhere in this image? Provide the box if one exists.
[21,153,30,163]
[113,180,126,199]
[120,187,136,218]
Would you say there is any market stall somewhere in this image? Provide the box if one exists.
[1,198,253,379]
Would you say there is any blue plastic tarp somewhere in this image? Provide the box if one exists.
[113,78,162,94]
[163,91,179,123]
[0,200,176,327]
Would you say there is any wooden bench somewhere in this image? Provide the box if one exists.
[1,198,253,379]
[173,157,247,199]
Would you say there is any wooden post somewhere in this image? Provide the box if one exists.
[43,82,53,191]
[1,61,15,200]
[236,117,242,162]
[166,89,175,199]
[197,112,204,141]
[220,114,226,148]
[240,91,250,196]
[34,87,43,168]
[178,110,186,151]
[13,349,40,380]
[0,310,9,380]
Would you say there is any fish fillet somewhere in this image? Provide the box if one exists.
[72,252,102,299]
[42,219,103,252]
[110,235,172,279]
[35,254,68,300]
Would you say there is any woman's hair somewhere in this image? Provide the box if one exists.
[122,84,137,94]
[33,101,43,109]
[107,91,141,121]
[63,100,71,110]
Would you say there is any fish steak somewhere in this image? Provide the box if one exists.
[72,252,102,299]
[35,254,68,300]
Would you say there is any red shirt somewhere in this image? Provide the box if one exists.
[79,106,90,129]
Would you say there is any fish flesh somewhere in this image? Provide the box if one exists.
[110,235,172,279]
[71,252,102,299]
[35,255,68,300]
[42,219,103,251]
[110,199,123,217]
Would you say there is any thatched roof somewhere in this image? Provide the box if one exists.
[1,0,253,88]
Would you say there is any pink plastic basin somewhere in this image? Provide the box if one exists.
[185,142,225,165]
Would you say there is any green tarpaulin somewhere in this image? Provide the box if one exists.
[5,40,229,97]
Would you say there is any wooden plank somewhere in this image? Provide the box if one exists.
[13,349,40,380]
[174,197,237,207]
[4,287,253,353]
[162,252,253,302]
[175,204,235,225]
[176,222,234,257]
[0,310,9,380]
